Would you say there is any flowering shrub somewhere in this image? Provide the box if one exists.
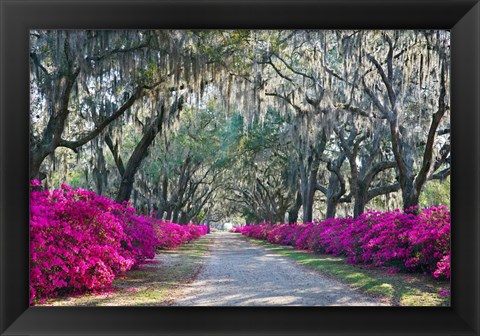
[240,206,450,279]
[30,181,207,304]
[155,220,208,249]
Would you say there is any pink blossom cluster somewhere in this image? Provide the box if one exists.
[30,181,207,304]
[154,220,208,249]
[238,206,450,279]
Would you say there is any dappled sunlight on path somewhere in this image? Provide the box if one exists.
[173,232,388,306]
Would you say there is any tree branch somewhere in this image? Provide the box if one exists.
[259,55,294,83]
[29,52,50,77]
[367,183,400,202]
[335,103,372,118]
[315,183,328,195]
[414,62,448,196]
[58,81,163,152]
[429,167,451,181]
[271,51,315,81]
[86,36,153,63]
[362,77,390,118]
[265,92,302,114]
[339,193,352,203]
[366,53,397,108]
[364,161,397,186]
[105,133,125,176]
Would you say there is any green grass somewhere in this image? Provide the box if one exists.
[245,237,450,306]
[42,235,213,306]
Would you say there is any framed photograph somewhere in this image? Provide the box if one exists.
[1,0,479,335]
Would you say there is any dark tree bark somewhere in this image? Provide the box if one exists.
[154,174,169,218]
[112,96,184,203]
[303,156,320,222]
[367,183,401,203]
[93,149,108,195]
[336,117,398,217]
[171,209,180,223]
[298,133,326,223]
[353,182,368,218]
[165,208,173,221]
[287,191,302,223]
[316,154,347,219]
[105,134,125,176]
[167,154,193,222]
[30,67,80,179]
[178,211,188,224]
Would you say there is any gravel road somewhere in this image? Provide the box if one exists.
[173,232,387,306]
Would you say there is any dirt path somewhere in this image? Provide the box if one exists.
[173,232,387,306]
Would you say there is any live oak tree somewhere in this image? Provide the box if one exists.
[256,30,450,215]
[30,29,451,223]
[360,31,450,210]
[31,30,224,202]
[30,30,166,180]
[106,95,184,203]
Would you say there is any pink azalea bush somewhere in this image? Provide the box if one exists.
[155,220,208,249]
[239,206,450,279]
[30,181,207,304]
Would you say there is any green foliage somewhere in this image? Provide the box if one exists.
[420,177,450,209]
[138,62,159,84]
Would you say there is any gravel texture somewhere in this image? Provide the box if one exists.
[173,232,387,306]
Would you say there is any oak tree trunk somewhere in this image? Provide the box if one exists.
[287,192,302,223]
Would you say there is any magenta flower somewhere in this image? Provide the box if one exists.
[29,181,207,304]
[240,206,450,280]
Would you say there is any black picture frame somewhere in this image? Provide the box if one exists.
[1,0,479,335]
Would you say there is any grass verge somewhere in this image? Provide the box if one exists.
[244,236,450,306]
[42,235,213,306]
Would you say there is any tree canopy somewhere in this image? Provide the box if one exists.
[30,29,451,223]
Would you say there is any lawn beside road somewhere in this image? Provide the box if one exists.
[245,236,450,306]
